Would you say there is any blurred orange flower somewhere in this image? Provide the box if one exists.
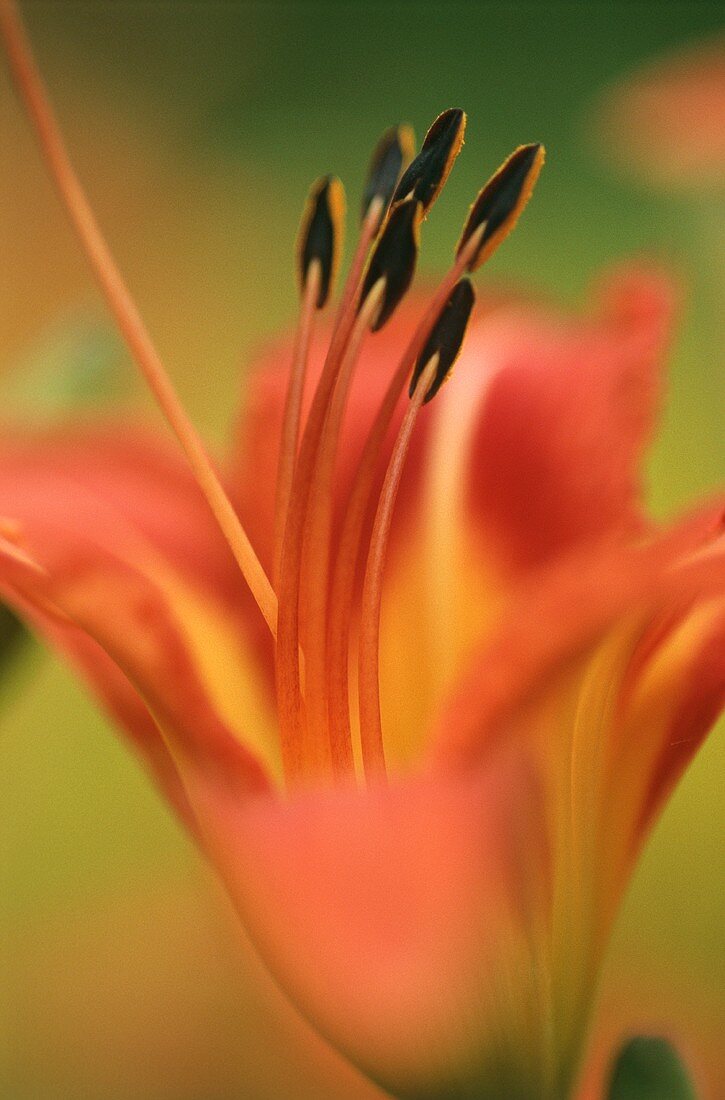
[1,1,723,1097]
[597,37,725,192]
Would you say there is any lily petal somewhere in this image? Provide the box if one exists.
[0,425,278,818]
[367,267,676,765]
[464,266,676,572]
[181,743,553,1100]
[425,503,725,1075]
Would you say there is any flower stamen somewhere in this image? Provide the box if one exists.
[298,196,426,771]
[276,279,386,783]
[274,173,346,583]
[326,227,486,775]
[361,124,416,231]
[392,107,467,214]
[274,256,321,585]
[276,131,426,786]
[299,282,386,771]
[357,355,439,781]
[357,280,475,783]
[358,198,424,331]
[273,185,399,768]
[457,142,546,271]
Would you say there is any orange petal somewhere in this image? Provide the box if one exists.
[464,266,676,572]
[596,539,725,924]
[427,502,724,1044]
[432,500,725,771]
[0,425,277,821]
[597,37,725,192]
[0,422,264,616]
[0,531,272,797]
[183,743,555,1098]
[367,267,675,767]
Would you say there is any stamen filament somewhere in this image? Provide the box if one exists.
[275,197,386,711]
[294,197,385,631]
[276,281,385,784]
[0,0,277,635]
[273,259,321,585]
[274,198,382,781]
[333,197,385,341]
[300,276,386,778]
[327,230,484,767]
[358,355,439,783]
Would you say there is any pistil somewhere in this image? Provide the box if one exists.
[0,0,278,635]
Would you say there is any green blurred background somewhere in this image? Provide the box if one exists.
[1,2,723,1097]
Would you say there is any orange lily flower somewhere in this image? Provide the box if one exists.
[594,35,725,195]
[596,36,725,193]
[1,3,723,1097]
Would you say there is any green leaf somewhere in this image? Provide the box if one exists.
[607,1036,698,1100]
